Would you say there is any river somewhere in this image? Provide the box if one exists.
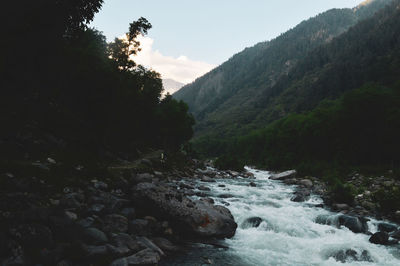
[161,167,400,265]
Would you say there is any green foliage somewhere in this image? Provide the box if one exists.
[215,155,244,172]
[194,82,400,175]
[373,188,400,213]
[174,0,394,140]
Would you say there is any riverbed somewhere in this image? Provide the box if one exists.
[161,167,400,265]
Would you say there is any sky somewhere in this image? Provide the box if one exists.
[90,0,364,84]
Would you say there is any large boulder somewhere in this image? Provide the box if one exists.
[338,215,369,234]
[369,231,389,245]
[269,170,296,180]
[132,182,237,239]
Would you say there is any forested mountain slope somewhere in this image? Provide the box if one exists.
[173,0,392,139]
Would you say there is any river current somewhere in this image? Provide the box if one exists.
[161,167,400,265]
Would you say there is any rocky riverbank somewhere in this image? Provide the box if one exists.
[0,154,238,265]
[270,169,400,246]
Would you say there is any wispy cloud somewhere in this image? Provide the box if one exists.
[131,36,216,84]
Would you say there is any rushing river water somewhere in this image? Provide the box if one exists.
[161,167,400,266]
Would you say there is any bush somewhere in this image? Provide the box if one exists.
[215,155,244,171]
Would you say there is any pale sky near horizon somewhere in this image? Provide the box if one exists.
[91,0,364,83]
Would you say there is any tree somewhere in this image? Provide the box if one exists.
[108,17,152,71]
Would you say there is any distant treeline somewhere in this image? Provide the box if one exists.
[200,83,400,175]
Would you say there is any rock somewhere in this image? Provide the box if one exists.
[132,173,154,184]
[218,193,234,199]
[291,189,310,202]
[241,217,263,229]
[218,184,226,187]
[120,208,136,219]
[137,236,165,256]
[103,214,128,233]
[132,182,237,239]
[198,185,211,191]
[47,157,57,164]
[329,249,373,263]
[269,170,296,180]
[249,182,256,187]
[82,227,108,245]
[369,231,389,245]
[60,193,84,209]
[378,223,398,233]
[333,203,350,211]
[338,215,369,234]
[93,180,108,190]
[299,179,313,188]
[64,211,78,221]
[390,229,400,240]
[129,219,153,236]
[77,217,95,228]
[151,237,179,252]
[179,183,194,189]
[110,248,160,266]
[111,233,145,253]
[89,203,105,214]
[201,176,216,183]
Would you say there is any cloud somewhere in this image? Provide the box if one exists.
[131,35,216,84]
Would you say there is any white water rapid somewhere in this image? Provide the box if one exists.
[162,167,400,266]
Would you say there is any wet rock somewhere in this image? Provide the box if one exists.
[110,248,160,266]
[390,229,400,240]
[201,176,216,183]
[338,215,368,234]
[270,170,296,180]
[378,223,398,233]
[103,214,128,233]
[330,249,373,263]
[369,231,389,245]
[180,183,194,189]
[198,185,211,191]
[241,217,263,229]
[218,184,226,188]
[82,227,108,245]
[291,189,310,202]
[218,193,234,199]
[249,182,256,187]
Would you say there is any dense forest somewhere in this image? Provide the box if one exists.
[183,0,400,176]
[0,1,194,167]
[173,0,392,140]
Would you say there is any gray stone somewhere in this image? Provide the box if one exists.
[338,215,368,234]
[270,170,296,180]
[103,214,128,233]
[241,217,263,229]
[110,248,160,266]
[132,182,237,239]
[369,231,389,245]
[299,179,313,188]
[83,227,108,245]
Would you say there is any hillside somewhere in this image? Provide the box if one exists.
[173,0,393,139]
